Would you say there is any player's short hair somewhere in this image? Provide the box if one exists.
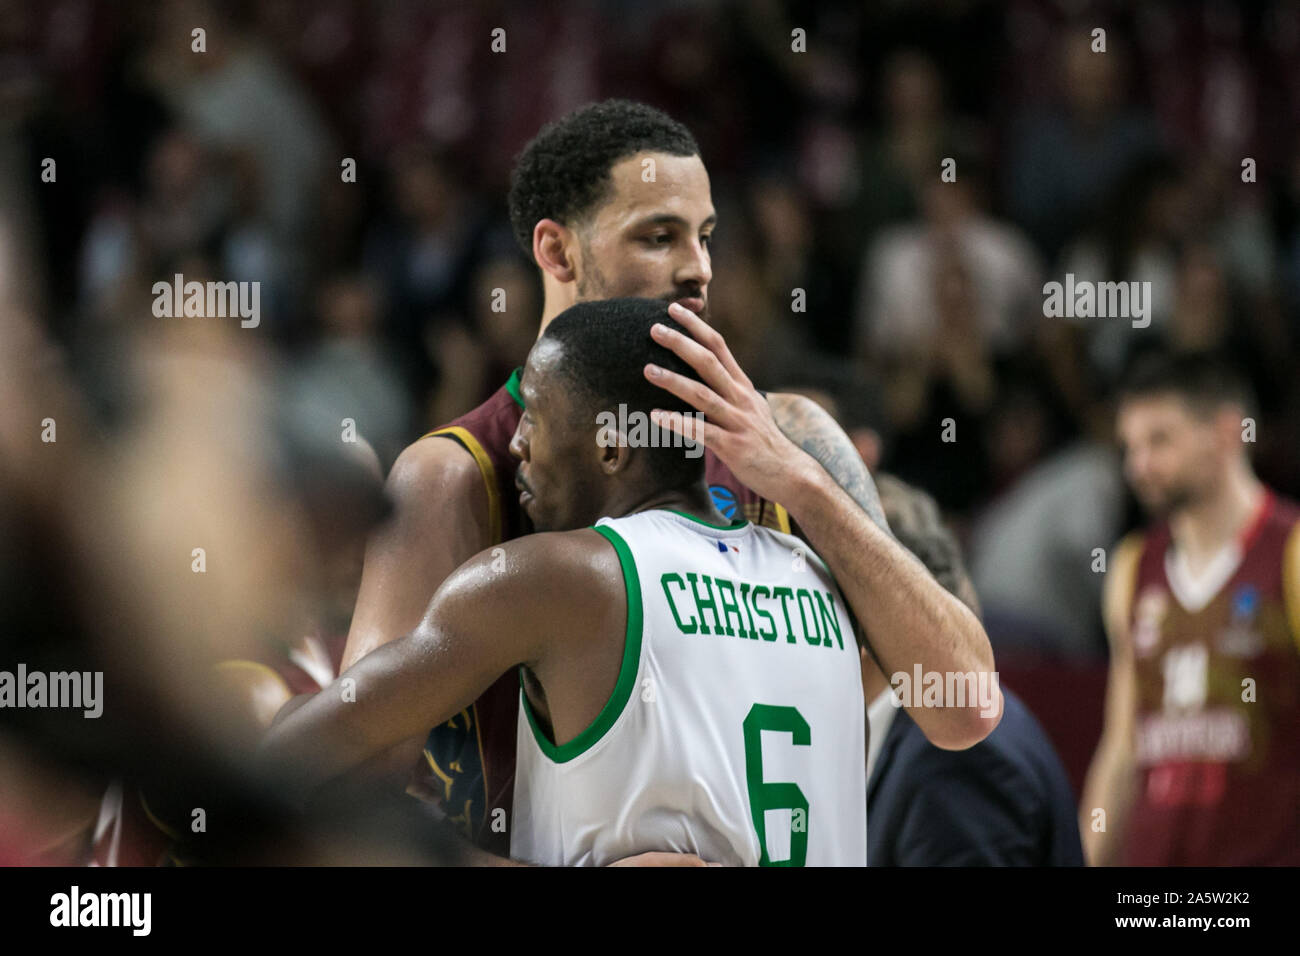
[1118,350,1256,422]
[539,297,707,489]
[507,99,699,258]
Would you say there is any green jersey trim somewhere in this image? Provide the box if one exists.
[520,524,643,763]
[505,367,524,409]
[664,508,750,531]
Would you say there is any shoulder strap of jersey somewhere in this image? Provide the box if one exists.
[424,425,503,546]
[1282,520,1300,656]
[1106,530,1146,644]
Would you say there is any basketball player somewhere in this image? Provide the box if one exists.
[1081,352,1300,865]
[340,100,998,853]
[268,300,867,866]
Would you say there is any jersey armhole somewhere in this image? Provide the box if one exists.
[1105,531,1146,651]
[519,525,644,763]
[424,426,503,545]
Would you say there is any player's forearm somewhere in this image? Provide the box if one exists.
[780,462,1000,749]
[341,512,481,670]
[1079,743,1136,866]
[767,391,890,533]
[341,440,491,670]
[263,637,444,795]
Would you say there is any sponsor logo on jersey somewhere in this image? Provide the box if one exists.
[1135,709,1251,765]
[709,484,737,519]
[1217,586,1265,657]
[1133,588,1168,657]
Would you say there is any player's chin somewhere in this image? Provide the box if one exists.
[1138,488,1177,517]
[520,495,548,530]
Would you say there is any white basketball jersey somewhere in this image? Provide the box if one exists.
[511,508,867,866]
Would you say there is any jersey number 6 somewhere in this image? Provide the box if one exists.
[742,703,810,867]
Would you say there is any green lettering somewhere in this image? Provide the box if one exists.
[714,578,744,637]
[686,572,720,635]
[750,585,777,640]
[660,573,697,634]
[772,587,797,643]
[815,591,843,649]
[796,589,822,646]
[738,583,757,639]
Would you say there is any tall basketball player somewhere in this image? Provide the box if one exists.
[268,300,867,866]
[333,100,997,855]
[1081,351,1300,865]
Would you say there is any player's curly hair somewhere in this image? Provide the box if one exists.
[507,99,699,259]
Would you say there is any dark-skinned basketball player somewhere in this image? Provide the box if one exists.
[267,299,871,866]
[317,100,999,861]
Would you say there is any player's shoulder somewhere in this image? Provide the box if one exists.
[455,528,619,594]
[436,529,622,637]
[1267,492,1300,532]
[1111,529,1148,570]
[387,430,485,501]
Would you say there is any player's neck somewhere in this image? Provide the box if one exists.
[1169,466,1265,563]
[618,483,727,527]
[536,282,576,337]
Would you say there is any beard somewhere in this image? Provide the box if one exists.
[575,260,613,302]
[574,251,707,319]
[1137,480,1197,518]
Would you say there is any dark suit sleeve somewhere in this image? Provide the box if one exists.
[891,750,1043,866]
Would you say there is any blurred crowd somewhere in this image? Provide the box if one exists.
[1,0,1299,861]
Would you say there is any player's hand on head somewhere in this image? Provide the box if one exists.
[645,302,817,505]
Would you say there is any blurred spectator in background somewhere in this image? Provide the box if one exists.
[286,273,414,469]
[365,144,491,397]
[858,152,1043,514]
[1006,27,1163,262]
[865,474,1084,866]
[968,439,1125,660]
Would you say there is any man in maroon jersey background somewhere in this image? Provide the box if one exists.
[1082,351,1300,865]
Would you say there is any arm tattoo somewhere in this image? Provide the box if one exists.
[766,392,891,534]
[767,391,891,669]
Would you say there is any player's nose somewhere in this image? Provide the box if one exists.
[678,238,712,290]
[509,426,527,461]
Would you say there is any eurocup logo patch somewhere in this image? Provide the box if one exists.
[1231,585,1258,621]
[709,484,737,519]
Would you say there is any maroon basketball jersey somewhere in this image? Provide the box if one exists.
[418,368,792,853]
[89,632,349,866]
[1121,490,1300,865]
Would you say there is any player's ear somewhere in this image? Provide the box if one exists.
[534,219,577,284]
[595,420,632,476]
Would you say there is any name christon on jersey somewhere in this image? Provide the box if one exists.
[660,571,846,649]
